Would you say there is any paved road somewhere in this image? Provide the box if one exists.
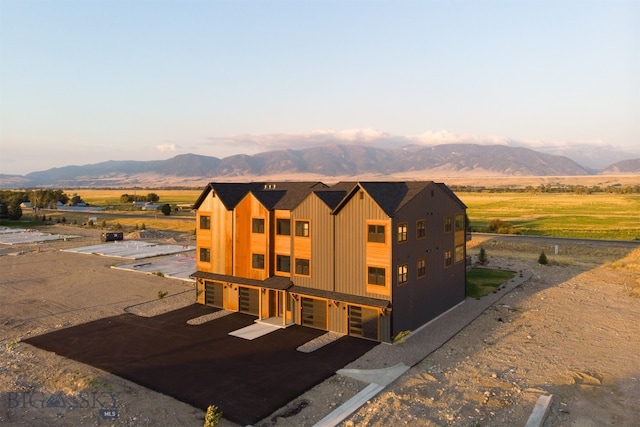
[470,232,640,248]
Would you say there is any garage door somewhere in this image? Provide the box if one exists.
[238,287,259,315]
[204,281,223,307]
[301,297,327,329]
[348,305,379,340]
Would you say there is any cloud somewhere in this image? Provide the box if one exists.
[156,143,179,152]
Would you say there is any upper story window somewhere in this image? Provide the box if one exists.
[455,245,465,263]
[444,250,453,267]
[252,253,265,269]
[417,258,426,277]
[276,219,291,235]
[397,223,408,243]
[455,214,464,232]
[368,224,385,243]
[199,248,210,263]
[199,215,211,230]
[252,218,265,234]
[295,258,310,276]
[367,266,386,286]
[295,220,309,237]
[398,264,408,284]
[444,216,452,233]
[416,219,426,239]
[276,255,291,273]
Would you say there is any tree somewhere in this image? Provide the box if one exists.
[161,204,171,216]
[7,199,22,220]
[478,247,488,265]
[146,193,159,202]
[538,251,548,265]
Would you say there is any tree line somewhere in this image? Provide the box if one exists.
[449,184,640,194]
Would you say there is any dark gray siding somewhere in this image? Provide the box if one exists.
[390,183,466,336]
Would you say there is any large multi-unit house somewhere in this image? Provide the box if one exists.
[192,181,467,342]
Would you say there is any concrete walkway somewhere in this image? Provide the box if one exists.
[313,268,533,427]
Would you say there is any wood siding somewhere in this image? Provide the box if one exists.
[334,190,391,299]
[196,191,233,275]
[291,194,334,291]
[234,194,269,280]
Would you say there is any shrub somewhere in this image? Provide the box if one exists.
[538,251,548,265]
[204,405,223,427]
[478,247,488,265]
[157,290,168,299]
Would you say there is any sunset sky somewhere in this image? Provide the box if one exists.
[1,0,638,175]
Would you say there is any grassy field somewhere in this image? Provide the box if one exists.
[7,189,640,241]
[73,189,204,207]
[460,192,640,240]
[465,268,516,298]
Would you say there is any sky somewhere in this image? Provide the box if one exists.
[1,0,638,175]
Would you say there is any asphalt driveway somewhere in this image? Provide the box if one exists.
[24,304,377,425]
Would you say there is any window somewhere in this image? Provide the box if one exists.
[455,245,465,263]
[199,248,210,263]
[444,216,452,233]
[367,267,386,286]
[252,253,265,269]
[276,219,291,235]
[444,250,453,267]
[455,214,464,231]
[252,218,265,233]
[295,220,309,237]
[398,264,408,284]
[417,258,426,277]
[397,223,407,242]
[276,255,291,273]
[199,215,211,230]
[416,220,426,239]
[295,258,310,276]
[367,224,385,243]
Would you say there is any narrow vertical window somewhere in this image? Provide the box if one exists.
[417,258,426,277]
[398,264,408,284]
[199,248,210,262]
[416,219,426,239]
[444,216,452,233]
[455,245,465,263]
[455,214,464,232]
[199,215,211,230]
[397,223,408,242]
[444,250,453,267]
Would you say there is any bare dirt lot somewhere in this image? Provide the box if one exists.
[1,224,639,426]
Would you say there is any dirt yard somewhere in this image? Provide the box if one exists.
[1,224,639,426]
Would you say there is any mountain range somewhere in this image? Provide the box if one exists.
[1,144,638,189]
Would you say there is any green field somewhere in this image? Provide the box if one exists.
[460,192,640,240]
[466,268,517,298]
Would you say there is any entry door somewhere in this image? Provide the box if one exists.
[238,287,259,315]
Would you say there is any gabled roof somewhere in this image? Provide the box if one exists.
[312,190,348,210]
[192,182,326,211]
[436,183,467,208]
[332,181,436,217]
